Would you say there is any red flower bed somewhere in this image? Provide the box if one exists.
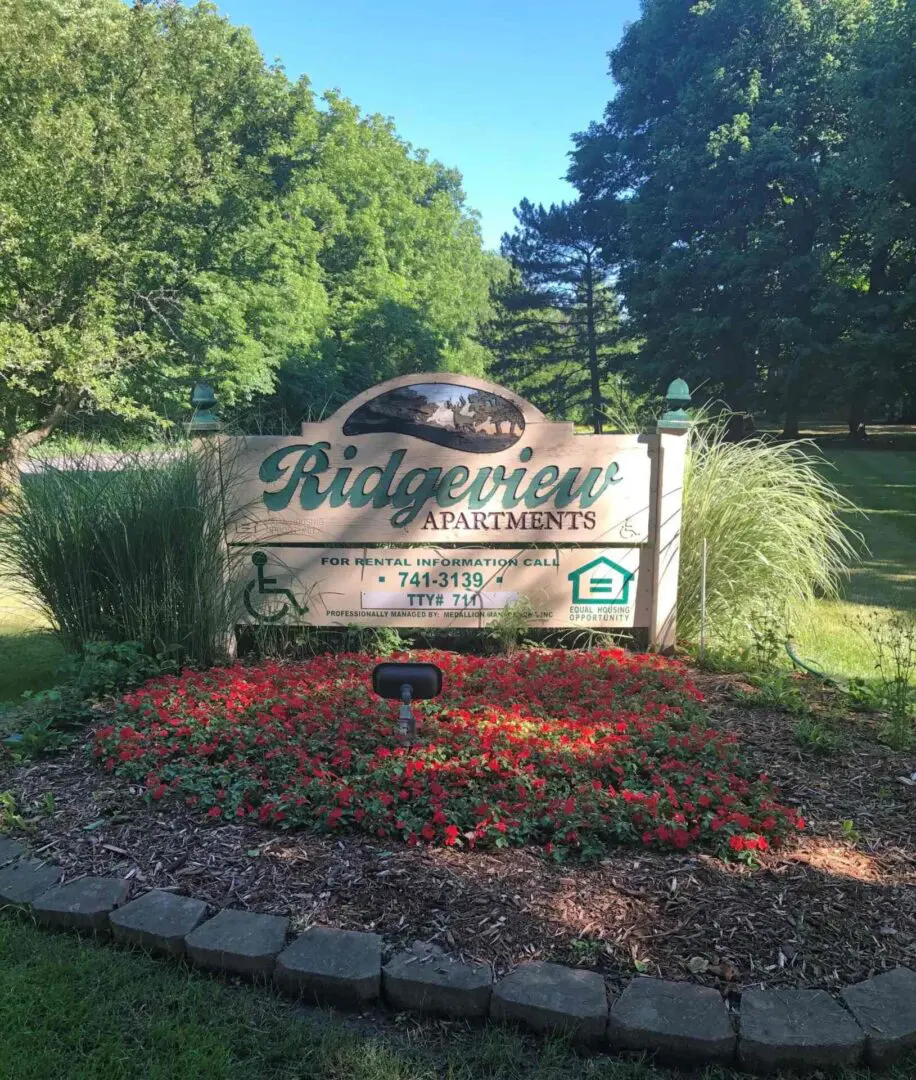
[95,649,803,859]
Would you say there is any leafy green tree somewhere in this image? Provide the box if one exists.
[496,199,632,432]
[0,0,324,482]
[570,0,866,433]
[0,0,497,475]
[835,0,916,428]
[269,95,497,420]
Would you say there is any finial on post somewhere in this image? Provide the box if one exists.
[658,378,691,431]
[189,381,221,434]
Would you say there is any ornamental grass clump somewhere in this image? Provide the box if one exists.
[0,443,237,666]
[678,415,861,642]
[96,649,804,860]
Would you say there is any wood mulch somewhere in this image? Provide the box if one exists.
[2,668,914,994]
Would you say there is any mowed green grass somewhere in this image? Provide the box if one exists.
[0,916,913,1080]
[792,445,916,681]
[0,575,67,702]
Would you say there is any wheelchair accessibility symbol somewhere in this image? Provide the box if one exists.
[243,551,309,623]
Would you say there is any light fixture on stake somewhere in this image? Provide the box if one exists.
[372,662,443,743]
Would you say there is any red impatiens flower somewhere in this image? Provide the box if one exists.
[93,648,800,861]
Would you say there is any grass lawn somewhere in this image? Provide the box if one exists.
[0,577,67,703]
[0,915,911,1080]
[792,444,916,682]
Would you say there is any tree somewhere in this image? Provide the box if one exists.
[570,0,867,434]
[0,0,498,477]
[834,0,916,428]
[0,0,324,484]
[269,95,497,420]
[496,199,630,432]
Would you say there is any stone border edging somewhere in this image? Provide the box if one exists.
[1,846,915,1073]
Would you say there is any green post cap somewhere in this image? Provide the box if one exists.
[658,377,692,431]
[189,381,220,433]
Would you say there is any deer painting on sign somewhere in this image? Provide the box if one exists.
[466,391,523,437]
[344,381,526,453]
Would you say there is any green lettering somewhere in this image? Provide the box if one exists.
[467,467,498,509]
[498,465,528,508]
[326,467,354,507]
[579,462,621,507]
[259,443,330,511]
[523,465,561,508]
[553,466,595,508]
[390,467,442,526]
[349,450,407,508]
[436,466,471,506]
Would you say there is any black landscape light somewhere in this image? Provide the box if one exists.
[372,662,443,742]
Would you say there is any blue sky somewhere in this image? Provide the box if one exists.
[213,0,640,249]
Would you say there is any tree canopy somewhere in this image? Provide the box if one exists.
[0,0,496,469]
[489,199,636,432]
[3,0,913,453]
[540,0,915,433]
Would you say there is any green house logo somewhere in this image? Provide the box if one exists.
[568,555,634,606]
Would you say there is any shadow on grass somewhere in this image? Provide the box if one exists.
[789,445,916,680]
[0,629,68,703]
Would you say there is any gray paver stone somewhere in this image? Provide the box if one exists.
[275,926,383,1009]
[739,988,864,1073]
[383,941,492,1018]
[490,961,607,1043]
[0,836,25,868]
[33,876,129,931]
[841,966,916,1068]
[185,908,288,979]
[109,889,209,957]
[0,858,61,905]
[608,977,735,1064]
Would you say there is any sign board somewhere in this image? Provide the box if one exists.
[233,545,649,629]
[218,372,688,647]
[226,376,653,545]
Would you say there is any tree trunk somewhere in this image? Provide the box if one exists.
[848,393,867,438]
[781,357,802,438]
[584,258,602,434]
[0,402,69,500]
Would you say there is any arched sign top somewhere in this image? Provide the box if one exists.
[222,371,691,649]
[320,372,549,454]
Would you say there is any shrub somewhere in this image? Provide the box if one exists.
[678,414,861,642]
[483,595,534,654]
[95,649,803,859]
[0,443,238,666]
[3,641,179,759]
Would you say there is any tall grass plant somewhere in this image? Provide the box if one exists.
[0,442,239,666]
[678,414,862,643]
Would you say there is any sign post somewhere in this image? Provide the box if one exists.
[219,373,690,650]
[647,380,692,651]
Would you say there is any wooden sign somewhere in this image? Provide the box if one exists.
[232,545,650,629]
[225,374,653,545]
[218,372,689,648]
